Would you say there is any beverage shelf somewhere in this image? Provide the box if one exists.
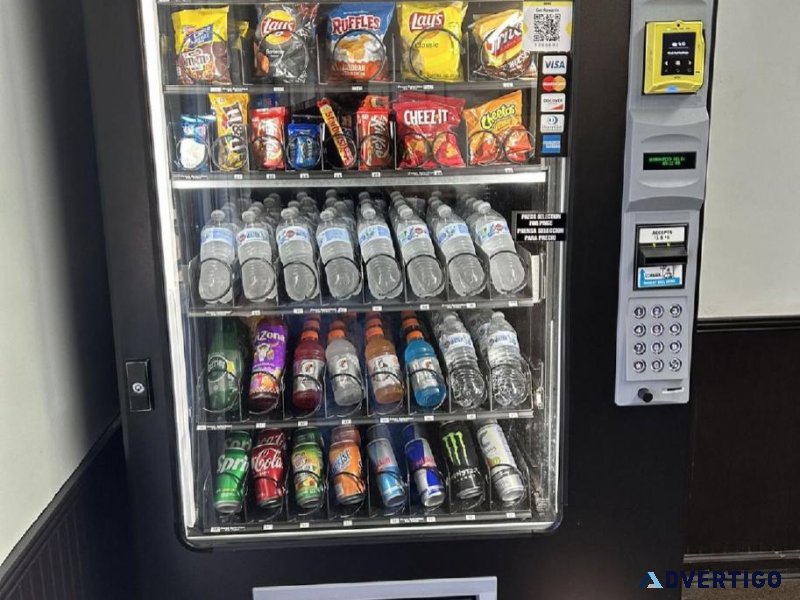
[197,509,536,536]
[172,164,547,190]
[164,79,536,96]
[197,408,535,431]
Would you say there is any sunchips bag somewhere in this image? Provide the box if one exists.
[462,91,533,165]
[327,3,394,82]
[470,10,536,80]
[398,2,466,82]
[209,93,250,171]
[254,4,319,83]
[172,7,231,85]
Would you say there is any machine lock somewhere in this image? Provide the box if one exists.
[634,225,688,290]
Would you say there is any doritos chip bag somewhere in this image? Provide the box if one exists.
[328,3,394,82]
[398,2,466,82]
[254,4,319,83]
[394,92,465,169]
[462,91,533,165]
[172,7,231,85]
[209,93,250,171]
[471,10,536,80]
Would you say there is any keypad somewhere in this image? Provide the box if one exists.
[626,298,689,381]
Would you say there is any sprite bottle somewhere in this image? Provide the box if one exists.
[206,319,246,412]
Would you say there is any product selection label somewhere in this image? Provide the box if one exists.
[513,212,567,242]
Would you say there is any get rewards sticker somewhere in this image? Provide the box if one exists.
[523,2,573,53]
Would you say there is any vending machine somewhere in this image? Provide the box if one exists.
[82,0,713,597]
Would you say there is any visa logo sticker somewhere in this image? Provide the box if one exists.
[541,135,562,154]
[540,93,566,113]
[637,265,684,288]
[542,55,568,74]
[540,114,565,133]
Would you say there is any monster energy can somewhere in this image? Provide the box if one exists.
[439,421,484,501]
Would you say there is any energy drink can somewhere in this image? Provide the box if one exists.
[403,437,445,509]
[475,420,526,504]
[329,440,366,505]
[366,436,407,509]
[439,421,484,501]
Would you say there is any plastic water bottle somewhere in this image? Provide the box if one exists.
[199,209,236,303]
[326,323,363,407]
[357,206,403,299]
[486,312,528,407]
[277,207,319,301]
[394,206,444,298]
[316,209,361,299]
[434,206,486,297]
[237,210,276,302]
[462,310,495,366]
[435,312,486,408]
[472,203,526,294]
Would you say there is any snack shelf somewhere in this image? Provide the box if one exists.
[164,80,537,96]
[197,409,535,431]
[172,164,547,189]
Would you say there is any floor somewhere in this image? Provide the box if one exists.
[683,579,800,598]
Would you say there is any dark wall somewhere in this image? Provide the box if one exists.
[686,323,800,557]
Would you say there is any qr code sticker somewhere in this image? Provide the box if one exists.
[523,2,573,53]
[533,12,562,43]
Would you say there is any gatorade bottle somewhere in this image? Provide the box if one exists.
[365,322,404,406]
[292,318,326,412]
[326,321,363,407]
[401,316,447,409]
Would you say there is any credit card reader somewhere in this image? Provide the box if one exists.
[615,1,714,406]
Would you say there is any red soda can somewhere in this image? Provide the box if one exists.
[251,428,287,508]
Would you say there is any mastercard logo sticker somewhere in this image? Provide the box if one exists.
[542,75,567,93]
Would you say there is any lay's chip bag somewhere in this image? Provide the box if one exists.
[398,2,466,82]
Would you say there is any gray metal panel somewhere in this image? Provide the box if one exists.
[253,577,497,600]
[615,0,714,406]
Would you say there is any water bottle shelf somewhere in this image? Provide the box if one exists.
[184,244,543,318]
[197,408,535,431]
[172,164,547,190]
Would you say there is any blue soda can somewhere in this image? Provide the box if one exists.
[366,437,406,509]
[404,438,446,509]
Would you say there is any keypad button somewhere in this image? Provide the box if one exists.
[633,360,646,373]
[633,305,646,319]
[651,359,664,373]
[633,342,646,355]
[652,341,664,354]
[633,324,646,337]
[670,304,683,318]
[652,323,664,336]
[669,358,682,372]
[669,323,682,335]
[670,341,682,353]
[652,305,664,318]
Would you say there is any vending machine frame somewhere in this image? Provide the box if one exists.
[81,0,709,597]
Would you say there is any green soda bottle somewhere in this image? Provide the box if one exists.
[206,319,246,412]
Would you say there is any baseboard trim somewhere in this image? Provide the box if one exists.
[0,415,122,590]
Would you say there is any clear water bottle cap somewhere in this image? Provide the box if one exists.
[325,189,338,198]
[320,209,335,221]
[242,210,256,224]
[437,205,452,218]
[362,206,376,220]
[280,208,295,219]
[358,191,371,201]
[478,202,492,214]
[210,209,226,222]
[398,206,413,218]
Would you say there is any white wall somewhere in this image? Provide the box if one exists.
[698,0,800,318]
[0,1,117,565]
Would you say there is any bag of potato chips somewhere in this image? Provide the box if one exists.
[398,2,466,82]
[209,93,250,171]
[172,7,231,85]
[254,4,319,83]
[327,3,394,82]
[470,10,536,80]
[463,91,533,165]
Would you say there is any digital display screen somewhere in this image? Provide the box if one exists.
[643,152,697,171]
